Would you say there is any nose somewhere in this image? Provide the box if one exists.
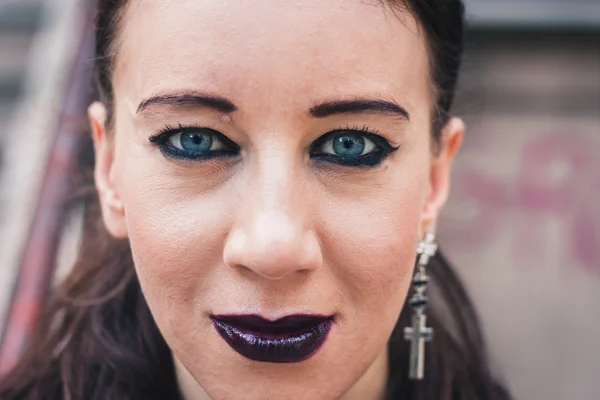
[223,160,322,281]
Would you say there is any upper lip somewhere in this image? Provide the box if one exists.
[211,314,334,335]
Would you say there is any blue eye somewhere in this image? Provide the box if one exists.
[311,128,398,168]
[171,130,220,153]
[149,126,240,161]
[150,125,397,166]
[327,133,376,157]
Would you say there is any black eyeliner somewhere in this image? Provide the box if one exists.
[149,123,398,167]
[310,127,400,168]
[311,153,387,168]
[148,124,240,161]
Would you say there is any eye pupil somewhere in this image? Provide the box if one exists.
[332,134,365,157]
[181,131,213,152]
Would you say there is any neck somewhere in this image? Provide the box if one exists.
[174,357,210,400]
[341,348,388,400]
[175,349,388,400]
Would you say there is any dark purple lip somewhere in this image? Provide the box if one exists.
[211,314,334,363]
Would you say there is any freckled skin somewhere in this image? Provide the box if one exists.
[90,0,463,399]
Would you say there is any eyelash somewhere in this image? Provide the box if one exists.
[149,123,240,161]
[148,123,399,167]
[310,124,399,168]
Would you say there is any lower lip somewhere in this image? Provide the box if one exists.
[211,317,333,363]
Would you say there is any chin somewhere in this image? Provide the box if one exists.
[174,324,383,400]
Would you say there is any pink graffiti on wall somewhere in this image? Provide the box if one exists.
[446,132,600,274]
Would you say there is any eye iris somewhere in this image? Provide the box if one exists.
[180,131,212,152]
[332,134,365,156]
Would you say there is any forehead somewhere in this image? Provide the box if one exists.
[113,0,430,112]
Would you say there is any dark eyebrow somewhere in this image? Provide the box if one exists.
[137,92,409,121]
[137,93,237,114]
[309,99,410,121]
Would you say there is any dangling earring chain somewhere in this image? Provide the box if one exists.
[404,232,437,380]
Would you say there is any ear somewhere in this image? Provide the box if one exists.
[89,102,128,239]
[420,117,464,235]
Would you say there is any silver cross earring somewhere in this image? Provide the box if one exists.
[404,232,437,380]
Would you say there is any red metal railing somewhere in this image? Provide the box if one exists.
[0,2,94,374]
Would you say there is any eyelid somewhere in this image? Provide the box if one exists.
[149,124,240,149]
[149,123,203,143]
[310,125,399,154]
[147,124,241,163]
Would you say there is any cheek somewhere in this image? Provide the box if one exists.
[317,168,426,341]
[323,190,420,307]
[116,158,234,337]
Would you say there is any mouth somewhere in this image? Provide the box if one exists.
[210,314,335,363]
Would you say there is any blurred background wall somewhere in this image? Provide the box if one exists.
[440,2,600,399]
[0,0,599,399]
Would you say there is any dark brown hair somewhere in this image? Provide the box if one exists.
[0,1,513,399]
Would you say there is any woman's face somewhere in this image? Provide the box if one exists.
[91,0,462,398]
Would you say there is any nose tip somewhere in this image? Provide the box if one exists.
[223,212,322,280]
